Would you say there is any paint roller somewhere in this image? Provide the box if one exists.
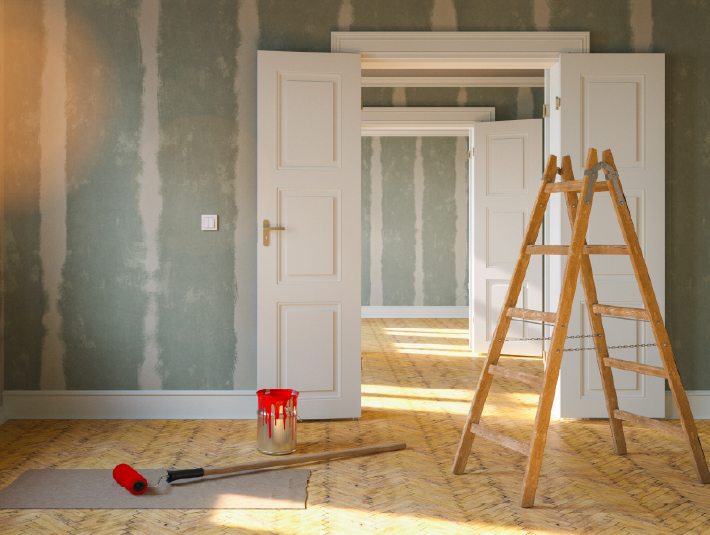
[113,442,407,494]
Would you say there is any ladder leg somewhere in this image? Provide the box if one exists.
[603,149,710,483]
[521,149,598,507]
[452,155,559,475]
[520,345,564,507]
[578,256,627,455]
[451,346,503,474]
[559,155,626,454]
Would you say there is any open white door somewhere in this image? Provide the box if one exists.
[257,51,361,419]
[472,119,543,357]
[550,53,665,418]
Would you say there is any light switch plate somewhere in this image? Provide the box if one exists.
[201,215,218,231]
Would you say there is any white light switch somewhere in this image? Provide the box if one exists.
[202,215,218,231]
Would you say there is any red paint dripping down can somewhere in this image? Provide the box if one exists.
[256,389,299,455]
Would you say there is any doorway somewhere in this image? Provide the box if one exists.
[256,33,666,419]
[360,107,486,327]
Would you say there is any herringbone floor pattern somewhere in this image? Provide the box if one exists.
[1,318,709,534]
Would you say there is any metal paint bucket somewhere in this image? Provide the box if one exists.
[256,389,299,455]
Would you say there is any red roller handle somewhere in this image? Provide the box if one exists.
[113,464,148,495]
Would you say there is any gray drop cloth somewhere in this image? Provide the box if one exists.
[0,468,310,509]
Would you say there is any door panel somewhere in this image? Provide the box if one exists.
[550,54,665,418]
[280,304,339,394]
[473,119,543,356]
[279,189,340,282]
[278,73,342,168]
[258,51,361,419]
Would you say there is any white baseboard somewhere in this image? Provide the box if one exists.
[4,389,707,420]
[2,390,257,420]
[0,404,10,425]
[665,390,710,419]
[361,306,468,318]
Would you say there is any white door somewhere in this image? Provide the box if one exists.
[257,51,362,419]
[550,53,665,418]
[472,119,544,357]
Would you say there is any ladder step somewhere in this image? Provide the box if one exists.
[507,307,557,323]
[585,245,630,255]
[470,423,530,456]
[526,245,628,255]
[544,181,609,193]
[488,365,544,391]
[592,304,648,320]
[603,357,668,379]
[613,410,685,439]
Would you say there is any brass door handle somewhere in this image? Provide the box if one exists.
[263,219,285,246]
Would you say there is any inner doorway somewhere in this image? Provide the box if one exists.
[360,108,544,357]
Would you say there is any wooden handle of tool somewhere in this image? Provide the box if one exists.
[202,442,406,477]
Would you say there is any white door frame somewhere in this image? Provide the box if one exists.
[360,107,493,321]
[335,32,681,418]
[341,31,589,328]
[331,31,590,70]
[334,31,590,319]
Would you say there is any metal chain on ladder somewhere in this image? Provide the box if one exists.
[503,333,602,342]
[565,342,657,352]
[503,319,658,351]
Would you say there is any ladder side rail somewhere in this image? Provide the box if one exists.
[520,149,599,507]
[602,150,710,483]
[451,155,559,475]
[559,155,627,455]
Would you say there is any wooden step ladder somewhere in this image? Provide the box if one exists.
[452,148,710,508]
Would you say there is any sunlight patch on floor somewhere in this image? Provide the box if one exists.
[385,332,470,341]
[210,506,542,535]
[394,342,470,351]
[362,384,473,400]
[359,382,540,415]
[384,327,468,334]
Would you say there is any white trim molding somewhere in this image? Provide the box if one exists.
[362,76,544,88]
[361,107,493,137]
[3,390,707,420]
[0,405,9,425]
[2,390,257,420]
[362,306,468,319]
[332,31,590,70]
[665,390,710,420]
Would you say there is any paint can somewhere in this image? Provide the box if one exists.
[256,389,299,455]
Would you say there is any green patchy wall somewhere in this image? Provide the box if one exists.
[421,137,461,306]
[3,0,47,390]
[361,137,373,306]
[363,136,469,307]
[455,0,535,31]
[4,0,710,391]
[257,0,340,51]
[60,0,147,389]
[351,0,434,31]
[548,0,633,52]
[363,86,545,121]
[380,137,417,306]
[156,0,239,389]
[653,0,710,389]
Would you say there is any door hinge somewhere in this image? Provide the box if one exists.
[468,149,474,159]
[543,104,550,118]
[555,96,561,110]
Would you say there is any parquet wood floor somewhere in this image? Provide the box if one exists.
[1,318,709,534]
